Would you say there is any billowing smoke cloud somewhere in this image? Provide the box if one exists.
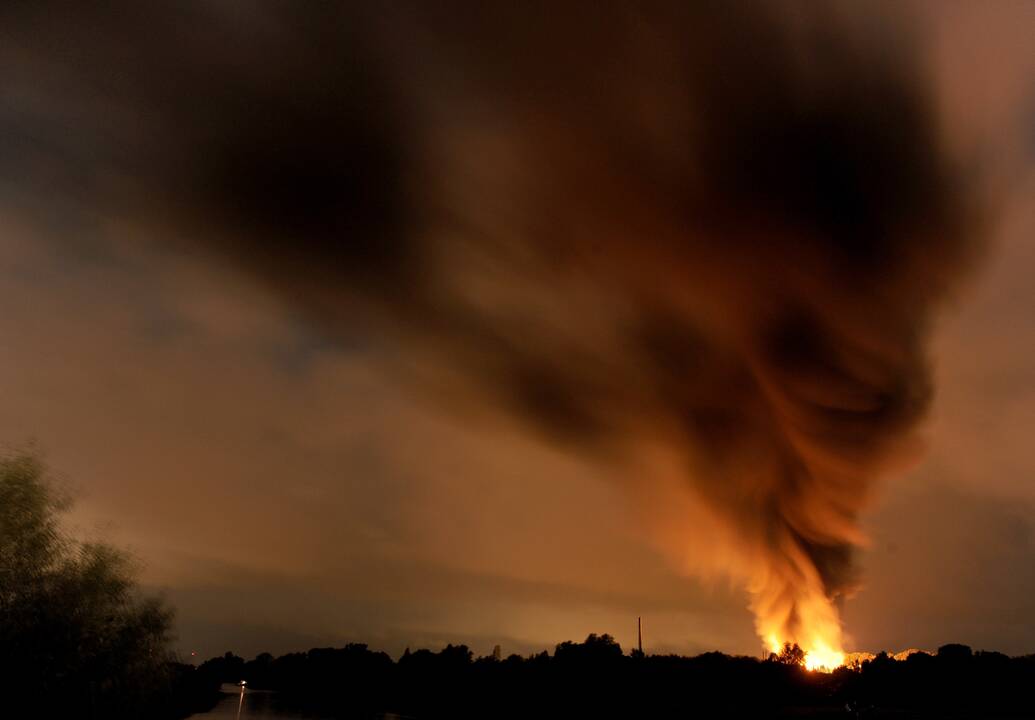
[1,2,978,657]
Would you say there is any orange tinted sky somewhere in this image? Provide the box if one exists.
[0,1,1033,660]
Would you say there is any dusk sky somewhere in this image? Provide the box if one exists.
[1,1,1033,664]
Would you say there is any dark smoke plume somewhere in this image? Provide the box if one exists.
[0,1,979,654]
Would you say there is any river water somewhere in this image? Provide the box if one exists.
[187,685,326,720]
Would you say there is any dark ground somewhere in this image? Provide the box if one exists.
[187,636,1035,719]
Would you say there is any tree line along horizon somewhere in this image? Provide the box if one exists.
[4,449,1035,719]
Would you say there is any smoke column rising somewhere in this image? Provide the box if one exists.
[0,2,979,660]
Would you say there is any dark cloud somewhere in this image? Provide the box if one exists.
[0,0,1014,659]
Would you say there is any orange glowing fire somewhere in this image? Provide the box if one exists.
[757,581,847,672]
[767,635,845,672]
[802,642,845,672]
[753,554,848,673]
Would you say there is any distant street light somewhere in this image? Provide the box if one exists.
[236,680,246,720]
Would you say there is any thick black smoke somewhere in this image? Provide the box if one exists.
[0,1,979,650]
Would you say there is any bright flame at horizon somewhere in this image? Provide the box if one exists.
[754,558,848,673]
[802,642,845,672]
[766,635,845,673]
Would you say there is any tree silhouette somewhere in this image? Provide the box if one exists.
[0,451,176,717]
[184,638,1035,719]
[776,642,806,666]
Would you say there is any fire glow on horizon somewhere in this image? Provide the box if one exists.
[766,635,845,673]
[802,643,846,673]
